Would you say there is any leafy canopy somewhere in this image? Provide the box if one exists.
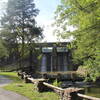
[0,39,8,58]
[0,0,43,68]
[55,0,100,81]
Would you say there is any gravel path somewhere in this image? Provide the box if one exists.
[0,75,30,100]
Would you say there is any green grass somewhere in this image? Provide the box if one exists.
[0,72,59,100]
[0,72,22,83]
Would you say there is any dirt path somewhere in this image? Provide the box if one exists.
[0,75,30,100]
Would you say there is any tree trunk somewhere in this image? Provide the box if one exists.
[29,48,33,71]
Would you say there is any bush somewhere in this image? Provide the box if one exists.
[52,79,62,87]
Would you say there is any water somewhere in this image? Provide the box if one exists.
[62,81,100,98]
[85,86,100,98]
[41,54,46,72]
[75,82,100,98]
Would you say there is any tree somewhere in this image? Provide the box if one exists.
[1,0,43,69]
[0,28,19,64]
[0,38,8,59]
[54,0,100,81]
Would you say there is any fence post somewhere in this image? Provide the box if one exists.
[61,88,84,100]
[37,81,53,92]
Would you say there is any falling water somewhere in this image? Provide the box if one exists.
[41,54,46,72]
[64,55,68,71]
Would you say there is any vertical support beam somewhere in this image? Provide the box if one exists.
[57,54,60,71]
[51,55,53,72]
[52,45,57,71]
[63,53,68,71]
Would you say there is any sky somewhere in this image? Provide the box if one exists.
[34,0,61,42]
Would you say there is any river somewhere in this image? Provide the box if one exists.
[85,85,100,98]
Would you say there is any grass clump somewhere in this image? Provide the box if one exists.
[53,79,61,87]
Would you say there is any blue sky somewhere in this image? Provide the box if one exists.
[34,0,61,42]
[35,0,60,22]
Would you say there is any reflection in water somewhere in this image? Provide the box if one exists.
[85,86,100,98]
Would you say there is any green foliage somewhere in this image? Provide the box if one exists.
[37,54,42,60]
[53,79,61,87]
[0,39,8,58]
[1,0,43,43]
[55,0,100,81]
[0,0,43,68]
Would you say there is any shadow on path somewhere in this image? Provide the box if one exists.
[0,75,12,87]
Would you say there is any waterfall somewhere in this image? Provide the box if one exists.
[41,54,46,72]
[64,54,68,71]
[51,56,53,72]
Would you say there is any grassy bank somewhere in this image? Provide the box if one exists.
[0,72,59,100]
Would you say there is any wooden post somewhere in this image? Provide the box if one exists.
[17,71,21,77]
[27,78,48,92]
[37,81,52,92]
[19,72,24,79]
[61,88,84,100]
[24,75,31,83]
